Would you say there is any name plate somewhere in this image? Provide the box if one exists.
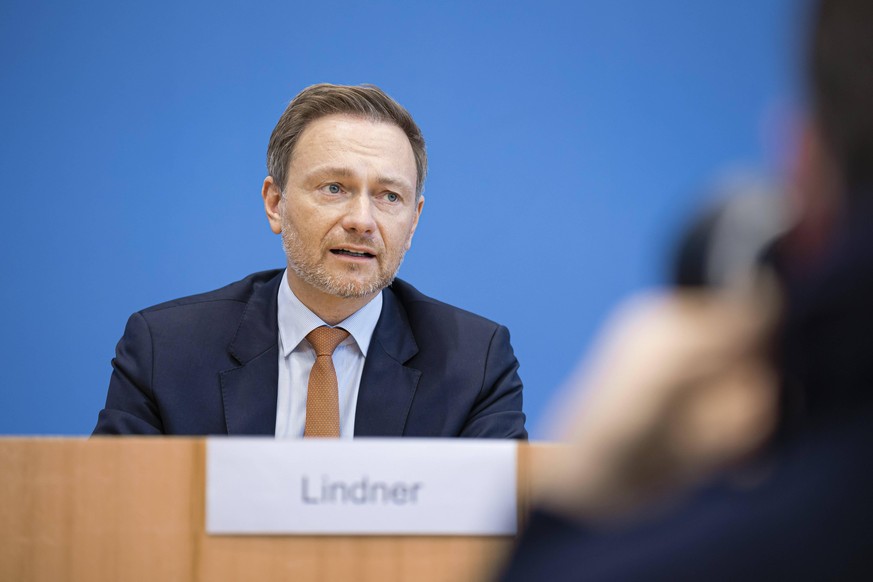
[206,438,517,535]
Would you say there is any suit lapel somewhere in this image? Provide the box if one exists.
[219,271,283,435]
[354,286,421,436]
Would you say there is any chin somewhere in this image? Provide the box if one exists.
[319,274,391,299]
[288,256,399,300]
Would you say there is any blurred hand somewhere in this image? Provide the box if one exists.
[536,288,779,522]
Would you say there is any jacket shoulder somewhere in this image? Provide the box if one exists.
[138,269,284,315]
[388,278,502,331]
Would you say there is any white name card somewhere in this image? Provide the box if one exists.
[206,438,517,536]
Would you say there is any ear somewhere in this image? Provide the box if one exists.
[405,195,425,250]
[262,176,284,235]
[787,117,842,259]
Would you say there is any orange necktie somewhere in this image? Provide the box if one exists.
[304,326,350,437]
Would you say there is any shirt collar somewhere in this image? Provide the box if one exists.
[277,269,383,358]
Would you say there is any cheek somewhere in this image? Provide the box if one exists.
[286,205,335,237]
[383,219,417,252]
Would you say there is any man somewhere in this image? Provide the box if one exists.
[500,0,873,578]
[93,84,526,439]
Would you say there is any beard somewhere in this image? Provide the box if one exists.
[281,216,405,299]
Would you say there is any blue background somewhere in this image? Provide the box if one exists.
[1,0,801,438]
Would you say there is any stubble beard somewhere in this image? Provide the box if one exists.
[281,218,405,299]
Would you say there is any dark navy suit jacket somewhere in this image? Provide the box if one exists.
[93,269,527,438]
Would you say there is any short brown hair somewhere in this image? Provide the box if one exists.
[266,83,427,198]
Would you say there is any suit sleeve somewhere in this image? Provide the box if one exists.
[460,324,528,439]
[92,312,164,435]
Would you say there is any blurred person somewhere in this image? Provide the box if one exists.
[500,0,873,578]
[93,84,526,439]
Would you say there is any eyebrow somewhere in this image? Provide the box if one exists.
[305,165,414,192]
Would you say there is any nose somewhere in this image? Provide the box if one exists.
[341,193,377,235]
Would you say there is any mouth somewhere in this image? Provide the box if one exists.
[330,248,376,260]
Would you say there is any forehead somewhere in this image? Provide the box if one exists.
[290,114,417,189]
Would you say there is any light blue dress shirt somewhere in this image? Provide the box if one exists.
[274,270,383,438]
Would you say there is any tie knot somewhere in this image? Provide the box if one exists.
[306,326,350,356]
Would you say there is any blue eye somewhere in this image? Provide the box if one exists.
[386,192,399,203]
[327,184,341,194]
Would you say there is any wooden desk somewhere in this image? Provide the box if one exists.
[0,438,557,582]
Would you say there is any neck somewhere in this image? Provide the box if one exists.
[286,273,377,325]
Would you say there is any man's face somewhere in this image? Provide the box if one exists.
[266,114,423,301]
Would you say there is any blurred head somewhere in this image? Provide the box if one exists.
[266,83,427,199]
[809,0,873,198]
[784,0,873,261]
